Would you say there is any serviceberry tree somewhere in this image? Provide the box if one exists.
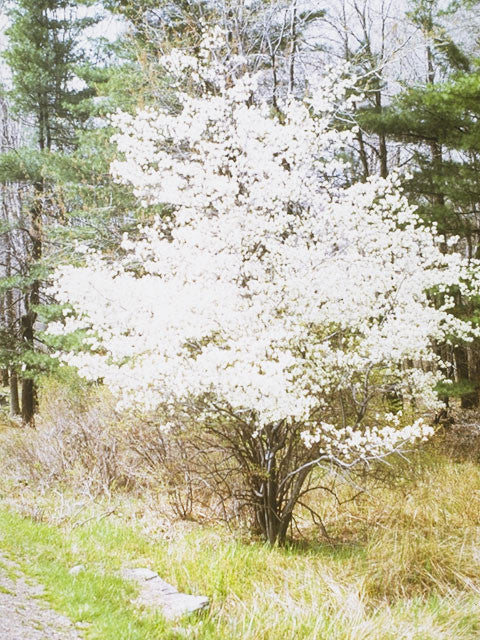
[50,36,478,543]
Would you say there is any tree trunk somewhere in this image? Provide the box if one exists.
[356,128,370,180]
[288,0,297,94]
[20,308,37,426]
[466,342,480,409]
[9,370,20,416]
[254,502,293,546]
[21,376,36,426]
[4,225,20,414]
[454,344,478,408]
[20,181,43,426]
[374,90,388,178]
[247,421,313,545]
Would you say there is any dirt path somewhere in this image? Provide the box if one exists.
[0,555,80,640]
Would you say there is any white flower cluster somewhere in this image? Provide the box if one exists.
[155,24,250,95]
[49,46,479,463]
[301,417,434,462]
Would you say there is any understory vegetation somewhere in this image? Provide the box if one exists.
[1,379,480,639]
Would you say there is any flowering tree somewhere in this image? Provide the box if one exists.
[50,42,477,544]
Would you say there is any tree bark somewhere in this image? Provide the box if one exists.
[375,92,388,178]
[20,181,43,426]
[4,221,21,415]
[454,344,478,409]
[9,370,20,416]
[21,376,35,425]
[288,0,297,94]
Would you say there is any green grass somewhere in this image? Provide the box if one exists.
[0,508,178,639]
[1,450,480,640]
[0,584,13,595]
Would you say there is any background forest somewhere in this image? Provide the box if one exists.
[1,1,480,638]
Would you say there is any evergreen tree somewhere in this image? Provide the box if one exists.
[1,0,98,424]
[357,1,480,407]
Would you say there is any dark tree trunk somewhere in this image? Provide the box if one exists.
[246,421,313,546]
[288,0,297,94]
[20,308,37,426]
[20,181,43,426]
[455,344,478,409]
[202,407,324,546]
[252,469,309,546]
[9,370,20,416]
[356,128,370,180]
[21,377,36,425]
[254,503,293,546]
[374,90,388,178]
[271,51,278,111]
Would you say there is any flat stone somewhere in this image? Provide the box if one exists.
[122,568,209,619]
[68,565,85,576]
[122,568,158,581]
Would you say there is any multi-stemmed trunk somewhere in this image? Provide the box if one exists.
[251,461,311,545]
[223,417,318,546]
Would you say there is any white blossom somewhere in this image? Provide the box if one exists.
[49,52,480,464]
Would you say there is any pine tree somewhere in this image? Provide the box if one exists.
[1,0,98,424]
[357,0,480,407]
